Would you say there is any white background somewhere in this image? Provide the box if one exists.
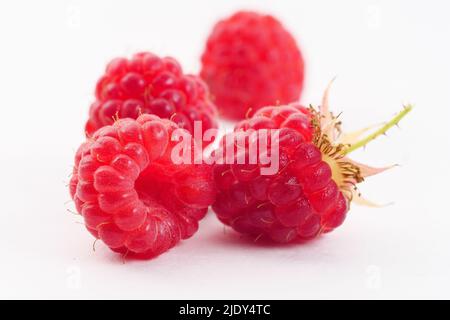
[0,0,449,299]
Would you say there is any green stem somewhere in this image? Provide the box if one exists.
[342,104,413,156]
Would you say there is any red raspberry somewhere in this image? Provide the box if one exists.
[70,115,216,259]
[86,52,218,146]
[211,87,412,243]
[200,11,304,120]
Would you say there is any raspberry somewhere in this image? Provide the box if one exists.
[200,11,304,120]
[86,52,218,146]
[211,86,412,243]
[70,115,216,259]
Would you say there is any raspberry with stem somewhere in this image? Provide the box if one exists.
[211,82,412,243]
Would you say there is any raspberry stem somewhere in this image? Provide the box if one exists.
[342,104,413,156]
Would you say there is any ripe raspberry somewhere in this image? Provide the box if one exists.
[200,11,304,120]
[70,115,216,259]
[86,52,218,146]
[211,85,412,243]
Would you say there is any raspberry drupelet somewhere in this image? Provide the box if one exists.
[211,83,412,243]
[70,115,216,259]
[86,52,218,146]
[201,11,304,120]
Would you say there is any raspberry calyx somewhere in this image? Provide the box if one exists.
[310,97,412,201]
[311,83,413,203]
